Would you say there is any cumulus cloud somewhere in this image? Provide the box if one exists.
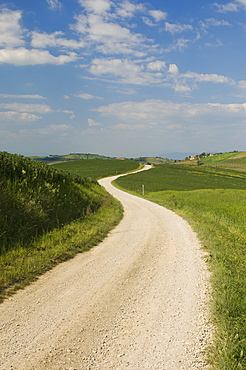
[0,8,25,47]
[200,18,231,31]
[0,111,41,122]
[88,58,165,85]
[72,12,146,56]
[213,0,246,12]
[78,0,111,14]
[0,103,52,114]
[182,71,235,85]
[46,0,62,11]
[147,61,166,71]
[31,31,85,49]
[74,93,103,99]
[0,48,77,65]
[88,118,102,126]
[168,64,179,75]
[96,99,246,126]
[71,0,154,56]
[116,1,145,18]
[149,10,167,22]
[164,22,193,34]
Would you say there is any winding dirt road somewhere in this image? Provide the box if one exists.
[0,167,212,369]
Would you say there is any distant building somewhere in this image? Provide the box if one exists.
[190,154,199,160]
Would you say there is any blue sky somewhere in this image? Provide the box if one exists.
[0,0,246,158]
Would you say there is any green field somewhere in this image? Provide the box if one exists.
[200,151,246,171]
[52,158,140,179]
[115,164,246,193]
[115,164,246,370]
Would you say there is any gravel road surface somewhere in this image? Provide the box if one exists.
[0,167,212,369]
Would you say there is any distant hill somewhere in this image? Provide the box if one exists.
[181,151,246,171]
[202,151,246,168]
[30,153,117,163]
[134,156,175,165]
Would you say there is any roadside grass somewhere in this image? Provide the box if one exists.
[115,165,246,370]
[0,152,125,302]
[0,192,123,303]
[52,159,140,179]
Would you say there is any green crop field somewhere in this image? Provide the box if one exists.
[52,159,140,179]
[115,164,246,370]
[201,151,246,171]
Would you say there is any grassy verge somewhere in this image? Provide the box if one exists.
[0,192,123,303]
[114,165,246,370]
[146,189,246,370]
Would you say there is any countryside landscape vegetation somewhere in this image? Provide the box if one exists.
[0,150,246,369]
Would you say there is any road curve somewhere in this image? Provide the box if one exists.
[0,167,212,369]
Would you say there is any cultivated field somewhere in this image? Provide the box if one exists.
[115,164,246,370]
[52,158,140,179]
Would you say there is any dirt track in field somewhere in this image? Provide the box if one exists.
[0,166,212,369]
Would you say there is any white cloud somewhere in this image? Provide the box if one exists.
[164,38,191,52]
[0,103,52,114]
[116,1,145,18]
[149,10,167,22]
[88,118,102,126]
[142,17,155,27]
[213,2,239,12]
[96,100,246,126]
[31,31,86,50]
[46,0,62,11]
[147,60,166,71]
[89,58,164,85]
[173,85,191,93]
[0,8,25,47]
[182,71,235,85]
[213,0,246,12]
[113,123,146,130]
[59,110,75,119]
[0,111,41,122]
[78,0,111,14]
[200,18,231,30]
[74,93,103,99]
[0,48,77,65]
[116,87,136,95]
[238,80,246,89]
[168,64,179,75]
[72,13,145,55]
[164,22,193,34]
[237,0,246,6]
[0,94,46,99]
[71,1,150,56]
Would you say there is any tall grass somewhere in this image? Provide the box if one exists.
[0,152,106,254]
[0,152,124,300]
[115,165,246,370]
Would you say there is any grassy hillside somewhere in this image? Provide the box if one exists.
[115,164,246,370]
[134,156,175,165]
[52,158,140,179]
[0,152,123,301]
[202,151,246,170]
[31,153,117,163]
